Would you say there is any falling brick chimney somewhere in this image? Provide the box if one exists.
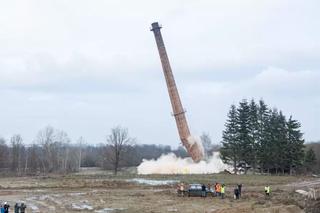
[151,22,203,162]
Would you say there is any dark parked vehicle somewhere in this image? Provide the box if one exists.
[188,184,206,197]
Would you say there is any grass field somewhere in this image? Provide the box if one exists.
[0,169,319,212]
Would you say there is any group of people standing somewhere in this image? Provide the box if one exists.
[209,183,242,199]
[0,202,10,213]
[177,182,271,199]
[207,182,227,199]
[0,202,26,213]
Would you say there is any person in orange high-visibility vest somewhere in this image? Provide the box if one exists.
[216,183,221,196]
[213,183,218,197]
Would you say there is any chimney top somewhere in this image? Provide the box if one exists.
[151,22,162,31]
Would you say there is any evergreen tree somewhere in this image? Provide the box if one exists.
[286,116,305,174]
[256,99,270,173]
[304,148,316,172]
[220,104,239,174]
[221,99,305,175]
[262,109,279,173]
[256,108,288,174]
[236,99,251,173]
[276,110,289,174]
[248,99,259,173]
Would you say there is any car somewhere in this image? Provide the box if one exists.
[187,184,206,197]
[206,188,216,197]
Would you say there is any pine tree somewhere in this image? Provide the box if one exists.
[256,99,270,173]
[248,99,259,173]
[236,99,251,173]
[220,104,240,174]
[262,109,279,173]
[304,148,316,172]
[286,116,305,174]
[221,99,305,175]
[276,111,289,174]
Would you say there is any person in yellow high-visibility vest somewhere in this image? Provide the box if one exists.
[264,185,270,196]
[221,184,225,199]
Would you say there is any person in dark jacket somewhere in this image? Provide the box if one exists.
[14,203,19,213]
[238,184,242,197]
[201,184,206,198]
[234,187,239,199]
[3,202,9,213]
[20,203,26,213]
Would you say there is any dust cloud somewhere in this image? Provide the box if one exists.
[137,152,231,174]
[187,135,204,154]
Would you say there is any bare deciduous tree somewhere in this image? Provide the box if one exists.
[10,134,25,175]
[105,126,135,175]
[56,130,71,173]
[0,138,9,168]
[35,126,78,173]
[36,126,56,173]
[77,137,85,171]
[28,144,40,174]
[200,132,213,158]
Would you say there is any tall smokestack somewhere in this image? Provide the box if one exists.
[151,22,204,162]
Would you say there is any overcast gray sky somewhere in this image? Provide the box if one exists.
[0,0,319,146]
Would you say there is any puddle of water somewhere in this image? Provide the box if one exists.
[69,192,86,196]
[127,178,178,186]
[52,194,63,198]
[296,189,308,196]
[27,196,37,201]
[71,203,94,210]
[29,203,40,213]
[38,195,50,201]
[33,194,62,205]
[95,208,126,213]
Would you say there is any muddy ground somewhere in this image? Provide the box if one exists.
[0,169,319,213]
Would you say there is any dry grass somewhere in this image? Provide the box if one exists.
[0,169,316,212]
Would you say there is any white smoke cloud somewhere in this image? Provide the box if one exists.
[137,152,231,174]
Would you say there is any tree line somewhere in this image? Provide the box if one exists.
[1,111,317,176]
[0,126,189,176]
[220,99,316,175]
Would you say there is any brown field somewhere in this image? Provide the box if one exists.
[0,168,319,213]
